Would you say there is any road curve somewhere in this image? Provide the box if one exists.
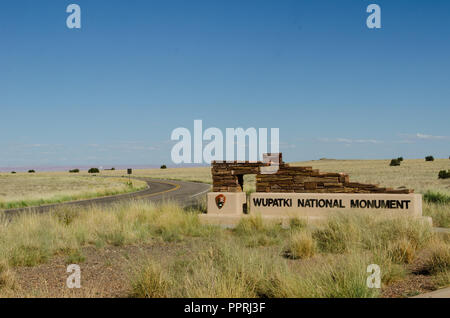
[2,178,211,216]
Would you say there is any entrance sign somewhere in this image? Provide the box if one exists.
[202,153,429,226]
[250,193,422,218]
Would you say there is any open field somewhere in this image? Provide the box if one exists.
[293,159,450,196]
[98,159,449,228]
[1,159,449,226]
[0,201,448,298]
[0,159,448,298]
[6,158,448,194]
[0,174,147,209]
[97,159,450,195]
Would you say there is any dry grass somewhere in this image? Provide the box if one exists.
[422,239,450,274]
[0,200,447,298]
[0,158,449,297]
[386,238,417,264]
[313,211,433,257]
[0,201,218,268]
[0,174,147,209]
[423,202,450,228]
[130,240,380,298]
[294,159,450,195]
[283,231,317,259]
[0,260,16,293]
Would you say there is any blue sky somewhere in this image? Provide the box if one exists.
[0,0,449,168]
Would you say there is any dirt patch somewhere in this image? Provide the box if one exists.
[10,241,190,298]
[381,249,440,298]
[381,275,435,298]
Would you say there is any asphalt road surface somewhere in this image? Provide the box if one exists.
[3,178,211,216]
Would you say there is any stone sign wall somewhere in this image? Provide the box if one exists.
[204,153,428,227]
[212,153,412,194]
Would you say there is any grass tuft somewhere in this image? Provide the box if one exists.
[422,240,450,274]
[423,201,450,228]
[131,261,170,298]
[0,260,16,292]
[283,231,317,260]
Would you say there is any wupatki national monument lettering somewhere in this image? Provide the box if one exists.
[202,153,429,226]
[253,198,412,210]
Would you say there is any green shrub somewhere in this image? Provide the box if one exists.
[397,157,404,162]
[438,170,450,179]
[160,165,167,169]
[425,156,434,161]
[28,170,35,173]
[289,217,307,230]
[66,249,86,264]
[389,159,400,166]
[423,191,450,204]
[11,171,16,174]
[88,168,100,174]
[69,169,80,173]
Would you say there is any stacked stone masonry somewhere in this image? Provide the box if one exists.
[212,153,413,194]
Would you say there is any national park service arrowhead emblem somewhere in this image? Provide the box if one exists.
[215,194,226,209]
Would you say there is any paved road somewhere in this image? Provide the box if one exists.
[2,178,211,216]
[412,287,450,298]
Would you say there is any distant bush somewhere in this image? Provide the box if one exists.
[111,167,115,171]
[28,170,35,173]
[160,165,167,169]
[438,170,450,179]
[69,169,80,173]
[88,168,100,174]
[390,159,401,166]
[425,156,434,162]
[397,157,404,162]
[11,171,16,174]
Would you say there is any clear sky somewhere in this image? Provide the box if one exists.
[1,0,449,168]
